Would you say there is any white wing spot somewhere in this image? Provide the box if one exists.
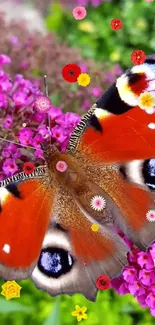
[0,187,9,204]
[2,244,10,254]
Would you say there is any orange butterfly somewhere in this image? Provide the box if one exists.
[1,55,155,301]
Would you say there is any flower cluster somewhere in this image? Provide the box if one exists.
[111,232,155,317]
[0,54,81,180]
[0,12,122,114]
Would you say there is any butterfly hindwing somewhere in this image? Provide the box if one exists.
[0,167,55,280]
[31,188,129,301]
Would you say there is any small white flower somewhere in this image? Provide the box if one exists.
[90,195,106,211]
[146,210,155,222]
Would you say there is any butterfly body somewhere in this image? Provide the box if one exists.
[1,56,155,300]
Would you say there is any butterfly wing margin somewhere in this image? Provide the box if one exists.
[0,167,56,280]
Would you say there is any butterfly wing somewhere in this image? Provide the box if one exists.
[67,58,155,164]
[0,166,55,280]
[31,188,129,301]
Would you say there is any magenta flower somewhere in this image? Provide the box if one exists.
[48,106,63,121]
[92,87,102,97]
[139,269,155,286]
[31,135,42,148]
[122,266,137,283]
[13,91,27,107]
[128,281,146,296]
[146,292,155,309]
[2,158,18,177]
[51,126,67,144]
[0,54,11,66]
[2,115,13,129]
[37,125,50,139]
[18,127,34,145]
[137,252,154,270]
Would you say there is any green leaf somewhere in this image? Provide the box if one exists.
[0,298,33,313]
[44,297,60,325]
[50,94,60,106]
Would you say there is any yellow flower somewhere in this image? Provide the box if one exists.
[71,305,88,322]
[77,73,90,87]
[1,281,22,300]
[138,92,155,114]
[78,21,95,33]
[91,224,99,232]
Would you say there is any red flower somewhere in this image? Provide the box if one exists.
[131,50,146,65]
[96,274,110,290]
[110,19,122,31]
[62,64,81,83]
[23,162,34,174]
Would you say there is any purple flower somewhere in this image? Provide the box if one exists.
[2,115,13,129]
[139,269,155,286]
[146,292,155,309]
[0,94,7,108]
[0,74,12,92]
[18,127,33,145]
[34,149,45,160]
[149,243,155,260]
[9,36,20,46]
[13,91,27,107]
[51,126,67,144]
[137,252,154,270]
[122,266,137,283]
[137,294,148,308]
[2,158,18,177]
[111,276,130,295]
[48,106,62,121]
[0,54,11,66]
[37,125,50,139]
[31,135,42,148]
[92,87,102,97]
[128,281,146,296]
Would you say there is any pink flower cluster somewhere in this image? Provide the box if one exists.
[111,232,155,317]
[0,54,81,179]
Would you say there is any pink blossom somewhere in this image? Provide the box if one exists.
[137,252,154,270]
[122,266,137,283]
[139,269,155,286]
[128,281,146,296]
[2,158,18,177]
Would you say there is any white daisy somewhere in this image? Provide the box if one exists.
[90,195,106,211]
[146,210,155,222]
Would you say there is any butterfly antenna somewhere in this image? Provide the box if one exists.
[0,137,36,150]
[44,75,51,146]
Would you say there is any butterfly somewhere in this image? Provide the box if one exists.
[1,54,155,302]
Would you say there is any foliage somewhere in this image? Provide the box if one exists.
[46,0,155,68]
[0,278,155,325]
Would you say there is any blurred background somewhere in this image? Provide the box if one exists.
[0,0,155,324]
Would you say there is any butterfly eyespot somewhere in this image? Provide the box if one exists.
[90,195,106,211]
[56,161,68,172]
[142,159,155,191]
[38,247,74,278]
[146,210,155,222]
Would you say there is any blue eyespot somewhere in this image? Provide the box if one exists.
[38,247,74,278]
